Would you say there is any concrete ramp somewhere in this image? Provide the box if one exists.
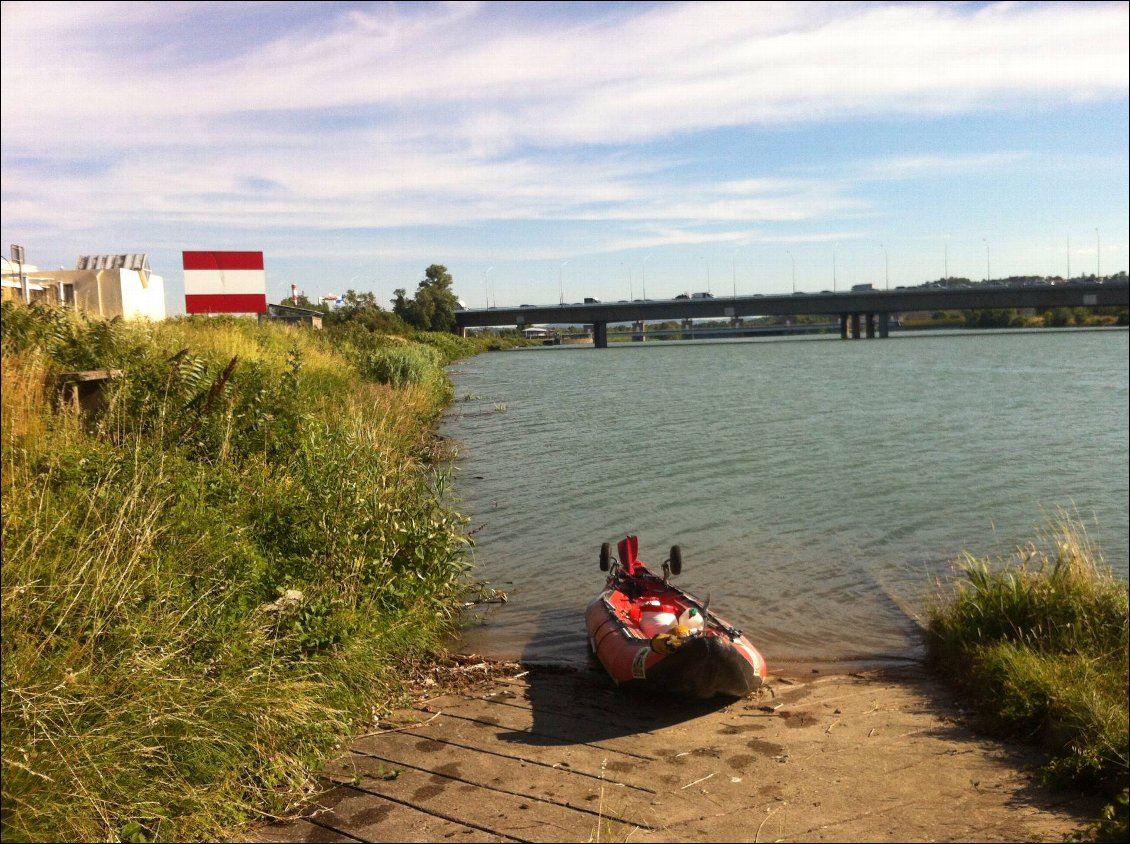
[249,662,1099,842]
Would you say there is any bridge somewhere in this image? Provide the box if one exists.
[454,281,1129,348]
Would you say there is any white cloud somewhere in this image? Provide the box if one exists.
[2,1,1127,285]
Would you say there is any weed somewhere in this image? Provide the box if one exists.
[0,303,479,841]
[926,515,1129,838]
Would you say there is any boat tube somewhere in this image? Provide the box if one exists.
[585,535,768,699]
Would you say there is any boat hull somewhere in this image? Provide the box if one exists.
[585,586,767,699]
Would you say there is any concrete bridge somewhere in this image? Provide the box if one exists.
[454,280,1128,348]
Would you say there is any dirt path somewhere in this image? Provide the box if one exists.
[247,660,1099,843]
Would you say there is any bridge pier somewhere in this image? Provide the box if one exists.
[842,312,892,339]
[593,322,608,349]
[681,318,693,340]
[729,316,744,328]
[632,320,646,342]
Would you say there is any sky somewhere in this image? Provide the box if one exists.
[2,1,1128,313]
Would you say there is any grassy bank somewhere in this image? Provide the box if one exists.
[0,303,521,842]
[926,518,1129,842]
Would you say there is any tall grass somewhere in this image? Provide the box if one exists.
[926,517,1129,841]
[1,304,487,841]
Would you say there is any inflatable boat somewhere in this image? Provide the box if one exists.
[584,535,768,699]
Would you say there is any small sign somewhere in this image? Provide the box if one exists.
[632,647,650,679]
[11,244,25,263]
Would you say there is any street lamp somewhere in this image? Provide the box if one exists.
[880,243,888,290]
[484,266,493,308]
[786,250,796,293]
[642,254,651,300]
[731,248,739,298]
[622,262,633,301]
[559,260,568,304]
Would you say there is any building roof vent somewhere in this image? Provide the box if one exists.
[76,253,150,272]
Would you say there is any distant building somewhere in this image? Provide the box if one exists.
[1,254,166,320]
[259,302,324,329]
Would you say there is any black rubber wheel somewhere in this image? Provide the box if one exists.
[599,542,611,571]
[669,545,683,576]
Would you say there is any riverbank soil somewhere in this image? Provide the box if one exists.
[247,658,1101,843]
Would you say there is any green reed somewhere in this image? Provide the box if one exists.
[926,516,1128,841]
[0,304,498,841]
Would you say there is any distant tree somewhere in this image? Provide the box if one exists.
[394,265,460,332]
[964,308,1021,328]
[327,288,409,334]
[337,289,378,313]
[1043,307,1074,327]
[277,292,322,310]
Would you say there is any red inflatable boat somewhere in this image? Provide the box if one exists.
[585,535,768,699]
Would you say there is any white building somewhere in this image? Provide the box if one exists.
[1,254,166,320]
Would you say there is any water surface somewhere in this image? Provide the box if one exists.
[440,329,1129,671]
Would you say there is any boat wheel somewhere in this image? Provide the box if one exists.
[669,545,683,576]
[599,542,611,571]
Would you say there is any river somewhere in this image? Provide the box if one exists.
[440,328,1129,672]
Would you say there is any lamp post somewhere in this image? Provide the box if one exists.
[786,250,795,293]
[484,266,493,308]
[642,254,651,300]
[559,261,568,304]
[880,243,888,290]
[731,248,739,298]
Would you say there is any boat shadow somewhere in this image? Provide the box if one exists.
[496,611,737,748]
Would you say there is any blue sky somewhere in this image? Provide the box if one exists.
[2,1,1127,313]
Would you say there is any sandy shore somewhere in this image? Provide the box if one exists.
[248,657,1100,842]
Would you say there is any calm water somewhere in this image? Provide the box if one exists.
[440,329,1129,672]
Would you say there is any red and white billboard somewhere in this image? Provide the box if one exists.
[183,251,267,314]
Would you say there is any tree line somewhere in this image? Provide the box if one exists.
[281,264,461,333]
